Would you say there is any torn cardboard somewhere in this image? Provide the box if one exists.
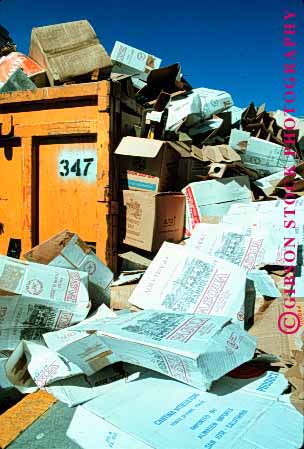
[229,130,296,176]
[166,87,233,132]
[74,309,256,390]
[24,230,113,307]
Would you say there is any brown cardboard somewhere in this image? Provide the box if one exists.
[29,20,112,85]
[285,351,304,415]
[115,136,204,192]
[116,137,178,192]
[110,284,137,310]
[178,157,209,186]
[249,298,304,363]
[123,190,185,252]
[201,144,241,163]
[24,230,113,307]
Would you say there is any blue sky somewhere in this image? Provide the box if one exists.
[1,0,304,115]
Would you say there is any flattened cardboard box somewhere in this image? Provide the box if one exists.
[123,191,185,252]
[67,371,303,449]
[0,255,90,350]
[24,230,113,307]
[128,242,248,327]
[77,309,256,390]
[115,136,192,192]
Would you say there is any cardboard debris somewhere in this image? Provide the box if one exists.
[178,157,209,186]
[186,223,283,271]
[111,41,161,81]
[115,136,193,192]
[0,255,90,349]
[74,309,256,390]
[0,52,47,87]
[249,298,304,363]
[285,351,304,415]
[43,305,119,377]
[166,88,233,132]
[246,270,280,298]
[67,370,303,449]
[1,19,304,443]
[0,67,36,93]
[137,63,191,103]
[29,20,112,85]
[200,144,241,163]
[119,251,152,271]
[110,283,138,310]
[123,191,185,252]
[5,339,137,406]
[24,230,113,307]
[110,272,143,309]
[229,130,296,177]
[5,340,82,393]
[182,175,252,236]
[0,350,12,389]
[128,242,247,326]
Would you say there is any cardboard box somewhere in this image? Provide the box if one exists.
[229,130,296,177]
[178,158,208,186]
[29,20,112,85]
[80,309,256,390]
[24,231,113,307]
[128,242,247,326]
[0,255,90,350]
[166,87,233,132]
[67,370,303,449]
[123,191,185,252]
[182,175,252,236]
[111,41,161,80]
[115,137,191,192]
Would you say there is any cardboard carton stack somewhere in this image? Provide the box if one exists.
[0,19,303,449]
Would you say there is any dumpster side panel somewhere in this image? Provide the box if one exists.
[0,81,118,271]
[0,143,23,256]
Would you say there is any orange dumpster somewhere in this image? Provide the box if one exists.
[0,80,140,272]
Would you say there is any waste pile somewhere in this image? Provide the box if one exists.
[0,19,303,449]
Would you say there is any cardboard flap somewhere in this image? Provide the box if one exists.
[167,141,192,157]
[115,136,165,158]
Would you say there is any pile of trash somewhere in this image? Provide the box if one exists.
[0,19,303,449]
